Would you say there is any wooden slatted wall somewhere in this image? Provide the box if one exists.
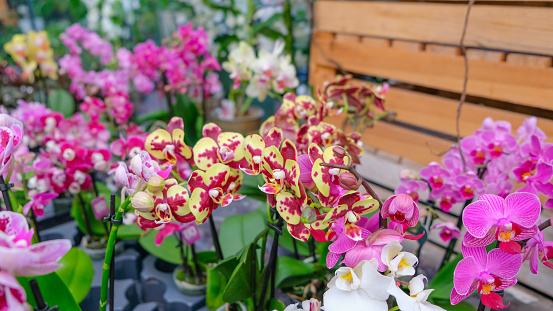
[310,0,553,165]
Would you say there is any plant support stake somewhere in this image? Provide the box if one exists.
[209,214,224,260]
[29,279,58,311]
[0,176,14,211]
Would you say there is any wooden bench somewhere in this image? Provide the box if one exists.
[310,0,553,165]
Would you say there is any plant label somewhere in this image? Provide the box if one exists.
[180,222,201,245]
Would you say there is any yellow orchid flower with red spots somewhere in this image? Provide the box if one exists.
[188,163,244,224]
[276,190,330,242]
[323,191,378,241]
[134,178,195,229]
[145,117,193,166]
[3,31,57,82]
[193,123,247,171]
[241,127,283,175]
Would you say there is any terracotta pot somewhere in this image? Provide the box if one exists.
[209,106,264,135]
[172,266,207,296]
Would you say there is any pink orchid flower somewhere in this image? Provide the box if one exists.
[0,270,28,311]
[419,162,450,190]
[22,191,59,217]
[428,184,463,213]
[517,117,546,144]
[451,245,522,310]
[395,180,427,202]
[110,134,145,160]
[114,151,172,194]
[0,114,23,178]
[453,172,484,200]
[523,229,553,274]
[154,223,183,245]
[462,193,540,251]
[381,193,420,230]
[430,222,460,243]
[0,211,71,277]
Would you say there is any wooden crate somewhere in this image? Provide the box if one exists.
[309,0,553,165]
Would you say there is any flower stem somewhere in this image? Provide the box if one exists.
[99,196,132,311]
[258,216,283,311]
[209,214,224,260]
[239,96,254,116]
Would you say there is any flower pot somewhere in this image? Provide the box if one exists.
[172,266,207,296]
[209,106,264,135]
[80,238,124,260]
[215,301,247,311]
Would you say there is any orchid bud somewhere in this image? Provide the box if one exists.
[333,146,347,159]
[130,154,143,175]
[147,175,165,193]
[339,172,361,191]
[131,191,155,213]
[301,205,317,223]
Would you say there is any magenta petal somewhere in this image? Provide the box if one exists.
[461,245,487,268]
[326,251,341,269]
[504,192,540,228]
[477,194,505,219]
[495,276,517,290]
[486,248,523,279]
[453,257,479,295]
[499,241,522,254]
[463,230,497,248]
[513,225,538,241]
[328,236,357,254]
[450,285,474,305]
[534,162,553,183]
[481,292,509,310]
[463,200,497,238]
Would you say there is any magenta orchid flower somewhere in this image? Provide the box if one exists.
[0,211,71,277]
[462,193,540,252]
[22,191,59,217]
[477,117,518,159]
[451,245,522,309]
[0,114,23,178]
[381,193,420,230]
[454,172,485,200]
[395,180,427,202]
[523,229,553,274]
[0,270,28,311]
[110,134,145,160]
[513,160,553,196]
[154,222,182,245]
[343,228,404,271]
[517,117,546,144]
[419,162,450,190]
[431,222,460,243]
[428,184,462,213]
[323,191,378,241]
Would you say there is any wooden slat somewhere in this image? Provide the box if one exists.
[383,87,553,140]
[314,1,553,56]
[325,115,452,164]
[506,53,553,67]
[310,32,553,110]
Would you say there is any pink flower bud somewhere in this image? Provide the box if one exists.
[147,175,165,193]
[131,191,155,213]
[333,146,347,159]
[339,172,361,191]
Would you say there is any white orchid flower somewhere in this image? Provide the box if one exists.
[387,275,446,311]
[381,240,418,277]
[280,298,323,311]
[323,259,392,311]
[222,41,255,88]
[272,54,299,93]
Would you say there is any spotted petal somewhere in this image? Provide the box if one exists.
[324,145,349,167]
[190,188,214,225]
[259,183,280,194]
[145,129,172,160]
[276,191,303,225]
[202,163,230,189]
[262,146,284,175]
[193,137,219,170]
[172,128,193,160]
[220,193,234,207]
[218,132,245,163]
[285,160,302,197]
[308,143,323,163]
[352,198,379,216]
[288,223,310,242]
[264,127,283,148]
[167,185,191,219]
[243,134,265,174]
[312,158,331,197]
[344,223,364,241]
[281,139,297,162]
[202,123,222,141]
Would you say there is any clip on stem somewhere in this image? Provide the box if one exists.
[29,279,59,311]
[0,175,14,211]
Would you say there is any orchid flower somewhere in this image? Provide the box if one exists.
[193,123,246,170]
[419,162,450,190]
[241,128,283,175]
[114,151,172,194]
[430,222,461,243]
[323,259,392,311]
[260,140,301,204]
[0,114,23,178]
[387,274,446,311]
[381,194,420,233]
[462,193,540,252]
[310,144,349,198]
[145,117,193,166]
[281,298,322,311]
[0,211,71,277]
[278,191,329,242]
[0,270,29,311]
[111,134,145,160]
[381,240,418,278]
[523,229,553,274]
[395,180,428,203]
[453,172,485,200]
[451,246,522,309]
[343,227,404,270]
[324,191,378,241]
[22,191,58,217]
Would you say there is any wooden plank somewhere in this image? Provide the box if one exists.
[361,37,390,48]
[426,44,460,56]
[383,87,553,140]
[310,32,553,111]
[506,53,553,67]
[466,49,505,62]
[314,1,553,56]
[325,114,452,164]
[391,40,425,52]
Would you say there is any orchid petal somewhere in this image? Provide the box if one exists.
[275,192,302,225]
[504,192,540,228]
[193,137,219,170]
[145,129,172,160]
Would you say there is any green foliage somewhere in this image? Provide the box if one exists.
[428,253,464,302]
[238,174,268,202]
[223,243,257,303]
[139,231,181,265]
[48,89,75,117]
[174,93,202,145]
[275,256,315,288]
[17,272,81,310]
[70,194,108,237]
[269,298,286,311]
[56,248,94,303]
[219,207,267,258]
[117,223,143,240]
[275,228,311,257]
[207,256,240,310]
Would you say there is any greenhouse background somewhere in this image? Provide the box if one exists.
[1,1,553,311]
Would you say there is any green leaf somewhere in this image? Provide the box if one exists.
[174,93,201,145]
[251,13,283,35]
[207,256,240,310]
[223,243,256,303]
[70,194,108,237]
[48,89,75,117]
[219,207,267,258]
[139,231,182,265]
[269,298,286,311]
[275,256,315,288]
[17,272,81,310]
[428,253,463,301]
[431,299,476,311]
[238,174,268,202]
[258,28,286,41]
[197,250,219,264]
[135,110,170,124]
[56,248,94,303]
[117,223,143,240]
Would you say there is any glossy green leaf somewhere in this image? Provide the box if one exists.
[197,250,219,264]
[174,93,201,145]
[275,256,315,288]
[17,272,81,310]
[117,223,144,240]
[251,13,283,35]
[431,299,476,311]
[238,174,268,202]
[48,89,75,117]
[136,110,170,124]
[56,248,93,303]
[206,256,240,310]
[219,207,267,258]
[269,298,286,311]
[428,253,464,301]
[139,231,182,265]
[223,244,256,303]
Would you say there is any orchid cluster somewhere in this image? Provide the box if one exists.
[392,117,553,309]
[3,30,58,82]
[221,40,299,117]
[125,23,221,98]
[0,211,72,310]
